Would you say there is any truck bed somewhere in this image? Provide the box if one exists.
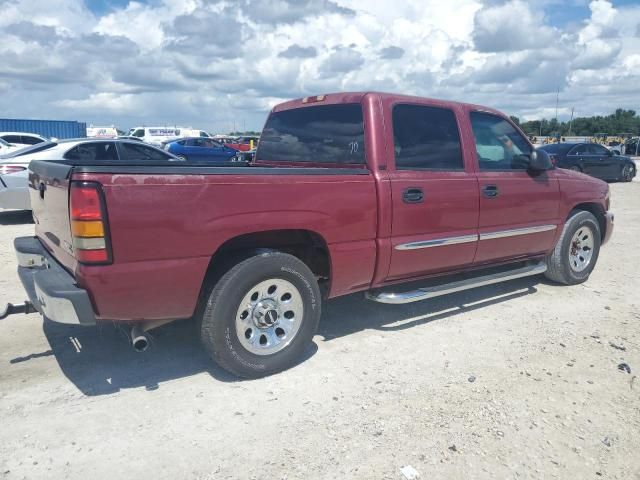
[28,160,378,321]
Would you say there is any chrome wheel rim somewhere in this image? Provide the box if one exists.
[235,278,304,356]
[622,165,633,181]
[569,225,594,272]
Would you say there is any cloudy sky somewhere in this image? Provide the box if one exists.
[1,0,639,132]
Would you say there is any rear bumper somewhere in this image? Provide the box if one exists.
[15,236,96,325]
[603,211,614,245]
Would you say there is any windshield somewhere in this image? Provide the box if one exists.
[0,141,57,159]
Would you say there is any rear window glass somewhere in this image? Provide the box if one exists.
[0,141,56,158]
[64,142,118,161]
[256,104,365,165]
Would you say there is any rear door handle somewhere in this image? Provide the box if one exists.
[403,187,424,204]
[482,185,498,198]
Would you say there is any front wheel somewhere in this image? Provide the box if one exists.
[544,211,601,285]
[199,252,321,378]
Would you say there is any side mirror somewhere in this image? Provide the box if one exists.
[529,149,554,171]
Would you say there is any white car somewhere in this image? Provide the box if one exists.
[0,132,49,148]
[0,138,178,210]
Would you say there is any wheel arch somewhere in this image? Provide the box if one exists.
[568,203,606,241]
[196,229,332,308]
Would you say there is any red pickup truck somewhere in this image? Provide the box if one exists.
[6,92,613,378]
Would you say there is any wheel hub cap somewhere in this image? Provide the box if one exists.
[252,299,279,328]
[569,226,594,272]
[235,278,304,356]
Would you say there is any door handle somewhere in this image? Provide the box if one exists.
[403,187,424,204]
[482,185,498,198]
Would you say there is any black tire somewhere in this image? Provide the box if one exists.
[544,211,601,285]
[199,252,321,378]
[621,163,635,182]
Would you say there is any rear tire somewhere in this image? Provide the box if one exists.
[621,164,635,182]
[544,211,601,285]
[199,252,321,378]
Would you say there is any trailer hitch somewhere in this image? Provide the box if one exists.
[0,301,37,320]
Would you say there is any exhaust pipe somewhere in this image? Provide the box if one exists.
[129,318,177,352]
[130,326,149,352]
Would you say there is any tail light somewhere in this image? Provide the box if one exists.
[69,182,112,264]
[0,165,26,175]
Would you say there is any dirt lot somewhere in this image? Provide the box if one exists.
[1,173,639,480]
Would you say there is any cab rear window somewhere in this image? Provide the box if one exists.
[256,104,365,165]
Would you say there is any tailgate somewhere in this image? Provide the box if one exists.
[29,160,77,273]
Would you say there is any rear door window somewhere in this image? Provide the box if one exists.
[392,104,463,170]
[256,104,365,165]
[569,144,590,155]
[119,143,173,161]
[64,142,119,161]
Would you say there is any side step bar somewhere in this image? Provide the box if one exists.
[366,261,547,305]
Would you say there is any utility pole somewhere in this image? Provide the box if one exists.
[554,87,560,122]
[568,107,574,136]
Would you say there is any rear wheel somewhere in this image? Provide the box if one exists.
[621,164,635,182]
[199,252,321,378]
[544,211,601,285]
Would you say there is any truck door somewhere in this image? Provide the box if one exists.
[470,111,560,263]
[386,102,479,280]
[587,143,615,178]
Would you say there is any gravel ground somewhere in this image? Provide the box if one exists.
[1,175,639,480]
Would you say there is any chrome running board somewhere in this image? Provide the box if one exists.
[366,261,547,305]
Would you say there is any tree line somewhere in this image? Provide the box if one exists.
[510,109,640,137]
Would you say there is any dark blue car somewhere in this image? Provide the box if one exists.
[165,137,239,162]
[539,142,636,182]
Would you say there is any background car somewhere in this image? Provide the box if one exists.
[0,139,178,210]
[0,132,48,148]
[623,137,640,156]
[539,142,636,182]
[164,137,240,162]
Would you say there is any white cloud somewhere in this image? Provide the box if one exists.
[0,0,639,131]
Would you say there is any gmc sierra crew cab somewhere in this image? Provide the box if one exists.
[4,92,614,378]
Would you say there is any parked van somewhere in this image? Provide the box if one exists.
[86,126,118,138]
[128,127,210,146]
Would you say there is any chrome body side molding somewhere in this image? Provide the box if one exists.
[395,234,478,251]
[479,224,556,241]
